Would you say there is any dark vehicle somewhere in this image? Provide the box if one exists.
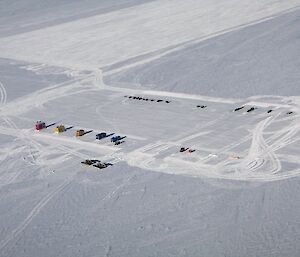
[247,107,257,113]
[93,162,108,169]
[96,132,107,140]
[81,159,100,165]
[180,147,188,152]
[111,135,122,143]
[115,140,124,145]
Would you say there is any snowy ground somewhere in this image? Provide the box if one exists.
[0,1,300,257]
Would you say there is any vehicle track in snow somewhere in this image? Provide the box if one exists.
[0,80,7,106]
[1,72,299,182]
[0,75,93,116]
[0,180,72,253]
[2,117,42,164]
[0,74,110,168]
[270,121,300,152]
[237,115,281,175]
[0,83,43,184]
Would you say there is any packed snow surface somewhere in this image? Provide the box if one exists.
[0,0,300,257]
[0,0,300,68]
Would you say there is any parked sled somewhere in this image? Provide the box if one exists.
[54,125,66,133]
[81,159,100,165]
[246,107,257,113]
[96,132,107,140]
[35,121,46,131]
[180,147,188,152]
[114,140,124,145]
[93,162,108,169]
[111,135,121,143]
[111,135,126,143]
[75,129,85,137]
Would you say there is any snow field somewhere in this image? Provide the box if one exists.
[0,1,300,256]
[0,0,299,69]
[0,71,298,182]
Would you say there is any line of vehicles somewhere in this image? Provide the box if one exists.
[35,121,126,170]
[35,121,125,144]
[124,96,295,115]
[34,103,295,170]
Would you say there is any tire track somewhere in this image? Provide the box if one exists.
[0,180,71,253]
[239,116,281,175]
[270,122,300,152]
[2,117,42,166]
[0,75,93,116]
[0,80,7,106]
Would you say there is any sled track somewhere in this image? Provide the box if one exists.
[2,117,42,166]
[0,180,71,253]
[239,116,281,175]
[0,81,7,106]
[0,76,93,116]
[246,158,265,170]
[270,122,300,152]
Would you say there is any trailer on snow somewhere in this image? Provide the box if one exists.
[35,121,46,131]
[54,125,66,133]
[76,129,85,137]
[96,132,107,140]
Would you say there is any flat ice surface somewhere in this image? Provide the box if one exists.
[106,9,300,98]
[0,1,300,257]
[0,0,299,68]
[0,0,154,36]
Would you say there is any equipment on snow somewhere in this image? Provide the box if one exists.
[93,162,108,169]
[54,125,66,133]
[96,132,107,140]
[111,135,122,142]
[76,129,85,137]
[35,121,46,130]
[81,159,100,165]
[246,107,257,113]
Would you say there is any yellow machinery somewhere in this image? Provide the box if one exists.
[54,125,66,133]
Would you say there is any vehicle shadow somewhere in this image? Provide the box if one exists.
[46,122,57,128]
[83,130,93,136]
